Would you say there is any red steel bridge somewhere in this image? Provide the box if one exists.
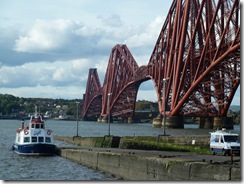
[82,0,240,128]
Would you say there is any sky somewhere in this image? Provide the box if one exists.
[0,0,241,106]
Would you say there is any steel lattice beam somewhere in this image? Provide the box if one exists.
[82,68,102,120]
[101,44,140,118]
[148,0,240,117]
[82,0,240,120]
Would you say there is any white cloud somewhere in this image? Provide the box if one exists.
[12,18,126,58]
[14,19,84,53]
[0,59,91,88]
[71,59,91,75]
[9,15,164,67]
[98,14,124,28]
[124,16,164,48]
[52,68,66,81]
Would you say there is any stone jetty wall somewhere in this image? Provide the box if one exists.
[54,135,210,148]
[58,149,240,180]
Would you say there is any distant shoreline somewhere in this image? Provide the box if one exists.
[0,116,77,121]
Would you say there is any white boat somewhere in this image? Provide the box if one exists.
[12,107,57,156]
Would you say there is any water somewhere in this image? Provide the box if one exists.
[0,119,240,180]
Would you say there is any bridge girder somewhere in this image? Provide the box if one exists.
[82,0,240,120]
[148,0,240,117]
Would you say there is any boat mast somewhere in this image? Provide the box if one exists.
[35,105,38,115]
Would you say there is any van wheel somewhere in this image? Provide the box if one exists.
[211,149,215,155]
[222,149,227,156]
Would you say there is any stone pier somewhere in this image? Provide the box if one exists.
[97,116,103,123]
[101,116,108,123]
[152,115,162,128]
[58,148,240,180]
[55,135,240,180]
[213,117,234,130]
[153,116,185,129]
[127,117,134,124]
[164,116,184,129]
[197,117,213,129]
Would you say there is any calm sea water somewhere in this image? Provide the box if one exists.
[0,119,240,180]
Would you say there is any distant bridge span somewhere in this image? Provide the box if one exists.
[82,0,240,128]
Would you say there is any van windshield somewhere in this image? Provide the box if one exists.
[224,135,239,142]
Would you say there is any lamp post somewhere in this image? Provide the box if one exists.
[108,93,112,136]
[76,101,80,137]
[163,78,170,136]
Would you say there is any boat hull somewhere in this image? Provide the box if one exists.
[12,143,57,156]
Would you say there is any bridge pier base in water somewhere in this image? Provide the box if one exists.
[127,117,134,124]
[197,117,234,129]
[101,116,108,123]
[197,117,213,129]
[97,116,103,123]
[164,116,184,129]
[213,117,234,130]
[152,115,162,128]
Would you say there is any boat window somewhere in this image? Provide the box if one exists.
[24,137,30,143]
[36,124,40,129]
[32,137,37,142]
[41,124,44,129]
[38,137,44,142]
[45,137,51,143]
[31,124,35,128]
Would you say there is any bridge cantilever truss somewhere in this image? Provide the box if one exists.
[101,44,141,118]
[82,68,102,120]
[149,0,240,117]
[82,0,240,122]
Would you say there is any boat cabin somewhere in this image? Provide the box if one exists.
[15,114,53,145]
[12,106,57,155]
[30,115,45,129]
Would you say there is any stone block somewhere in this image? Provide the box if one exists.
[119,155,148,180]
[97,152,120,174]
[190,163,231,180]
[231,167,241,180]
[79,150,98,170]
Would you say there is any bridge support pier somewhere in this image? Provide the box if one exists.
[213,117,234,130]
[127,117,134,124]
[197,117,213,129]
[101,116,108,123]
[152,115,162,128]
[97,116,103,123]
[163,116,184,129]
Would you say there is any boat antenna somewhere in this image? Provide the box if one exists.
[35,105,38,115]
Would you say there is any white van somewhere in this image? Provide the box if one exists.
[210,128,240,156]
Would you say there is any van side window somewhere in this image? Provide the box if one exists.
[221,136,224,143]
[215,135,219,142]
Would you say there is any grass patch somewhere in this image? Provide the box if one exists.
[121,137,211,154]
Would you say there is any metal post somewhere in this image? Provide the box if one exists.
[163,78,169,136]
[108,93,112,136]
[76,102,79,137]
[230,149,233,165]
